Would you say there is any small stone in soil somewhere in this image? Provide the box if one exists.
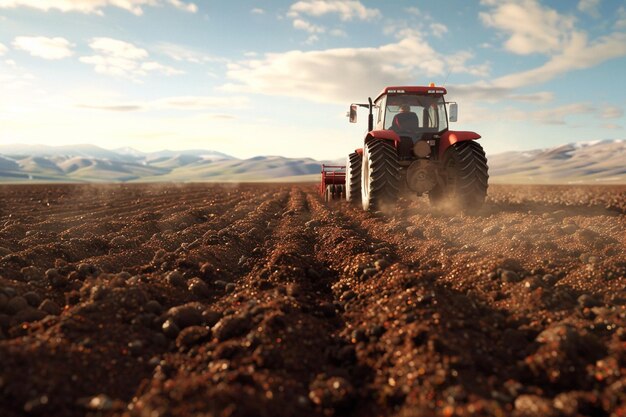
[39,299,62,315]
[167,304,204,328]
[502,270,521,283]
[482,225,501,235]
[85,394,114,411]
[128,340,144,356]
[176,326,210,349]
[144,300,162,314]
[201,309,222,327]
[212,315,250,341]
[166,270,185,287]
[188,278,210,297]
[162,319,180,339]
[7,296,28,314]
[22,291,42,307]
[577,294,602,308]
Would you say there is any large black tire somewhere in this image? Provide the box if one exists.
[429,141,488,211]
[345,152,361,204]
[361,139,400,211]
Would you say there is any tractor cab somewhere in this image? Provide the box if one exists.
[381,94,447,137]
[374,86,455,142]
[348,86,460,160]
[376,87,453,161]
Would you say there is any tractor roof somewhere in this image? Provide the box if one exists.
[374,86,447,102]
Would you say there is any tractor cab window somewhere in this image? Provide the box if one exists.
[384,94,447,134]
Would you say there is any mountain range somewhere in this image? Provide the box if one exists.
[0,140,624,184]
[488,140,625,184]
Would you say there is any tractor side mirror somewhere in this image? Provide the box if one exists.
[449,103,458,122]
[348,104,357,123]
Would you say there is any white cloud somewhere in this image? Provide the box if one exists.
[505,103,597,125]
[155,42,226,64]
[293,18,325,33]
[140,61,183,75]
[405,7,421,17]
[0,42,7,55]
[77,95,249,112]
[446,83,553,103]
[250,7,264,14]
[430,23,448,38]
[329,28,347,37]
[89,37,148,60]
[578,0,600,18]
[479,1,626,90]
[304,35,320,45]
[601,105,623,119]
[480,0,575,55]
[616,7,626,29]
[287,1,377,41]
[80,37,182,79]
[0,0,197,15]
[12,36,73,59]
[166,0,196,13]
[449,30,626,103]
[445,51,490,77]
[459,102,596,126]
[156,96,248,110]
[288,0,380,21]
[383,10,449,42]
[222,32,488,104]
[0,60,39,115]
[492,32,626,89]
[527,103,595,125]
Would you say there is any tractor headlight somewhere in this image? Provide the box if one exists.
[413,141,431,158]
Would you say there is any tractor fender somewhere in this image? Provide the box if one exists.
[366,130,400,147]
[439,131,481,158]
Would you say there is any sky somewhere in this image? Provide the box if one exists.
[0,0,625,160]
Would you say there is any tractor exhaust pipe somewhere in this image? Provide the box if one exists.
[368,97,373,132]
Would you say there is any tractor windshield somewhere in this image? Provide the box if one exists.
[384,94,448,133]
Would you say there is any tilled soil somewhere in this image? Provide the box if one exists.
[0,183,624,417]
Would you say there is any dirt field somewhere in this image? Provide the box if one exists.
[0,183,624,417]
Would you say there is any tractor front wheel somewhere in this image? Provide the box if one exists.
[345,152,361,204]
[429,141,488,212]
[361,139,400,211]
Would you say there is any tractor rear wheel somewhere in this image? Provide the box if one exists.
[430,141,488,211]
[345,152,361,204]
[324,185,332,202]
[361,139,400,211]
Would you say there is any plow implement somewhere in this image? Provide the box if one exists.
[319,164,346,202]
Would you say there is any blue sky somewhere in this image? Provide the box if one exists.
[0,0,625,160]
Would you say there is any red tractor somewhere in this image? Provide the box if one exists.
[320,84,488,211]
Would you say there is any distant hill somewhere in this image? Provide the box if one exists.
[0,141,624,183]
[488,139,625,184]
[0,144,323,183]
